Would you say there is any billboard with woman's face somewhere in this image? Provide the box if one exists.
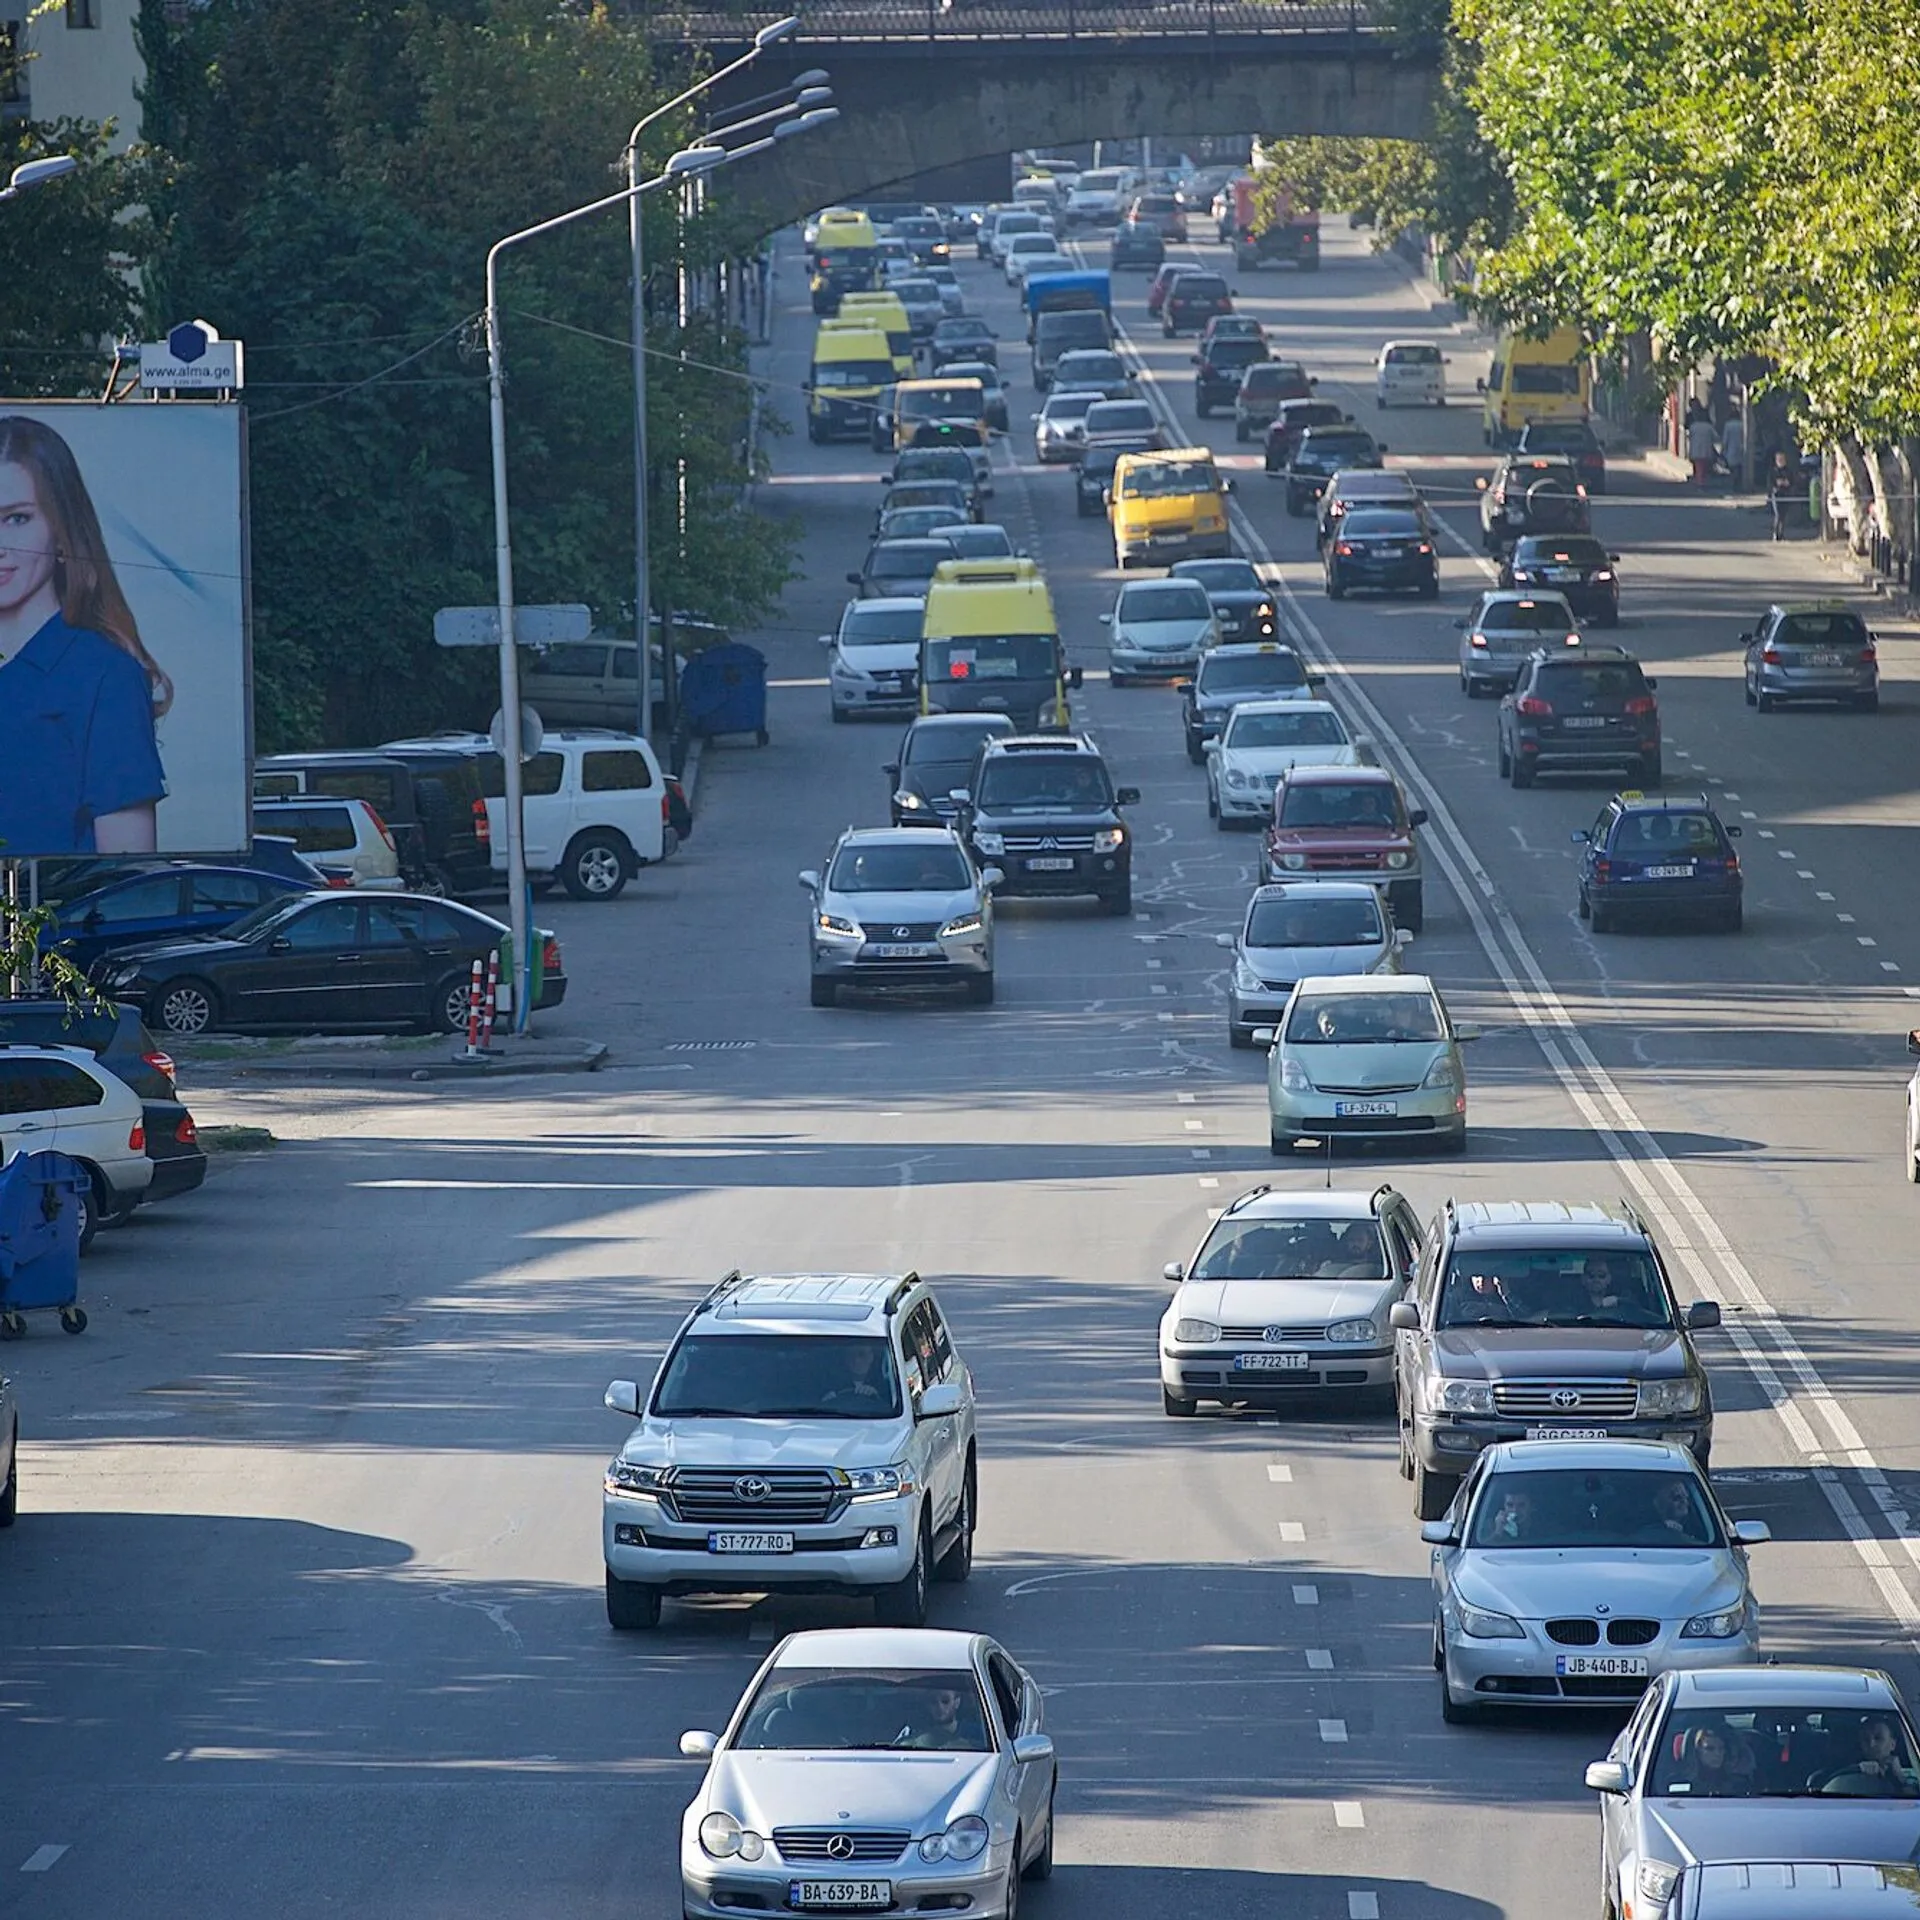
[0,403,250,859]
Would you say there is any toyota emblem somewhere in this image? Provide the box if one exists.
[1549,1388,1582,1409]
[826,1835,857,1861]
[733,1475,773,1503]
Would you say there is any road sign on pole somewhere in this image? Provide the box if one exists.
[434,603,591,649]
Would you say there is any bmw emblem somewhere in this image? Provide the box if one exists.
[1595,1603,1612,1616]
[734,1475,773,1503]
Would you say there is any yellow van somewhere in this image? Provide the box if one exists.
[1480,326,1590,447]
[920,558,1078,732]
[886,377,989,453]
[836,291,915,375]
[1108,448,1233,568]
[808,323,896,445]
[809,208,878,315]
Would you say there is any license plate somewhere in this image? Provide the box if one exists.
[1560,715,1607,729]
[1556,1654,1650,1678]
[1525,1426,1609,1441]
[1235,1351,1311,1372]
[1546,568,1579,582]
[1641,866,1692,880]
[1026,856,1076,871]
[708,1531,794,1554]
[865,944,940,959]
[790,1883,892,1911]
[1803,652,1843,667]
[1335,1099,1397,1117]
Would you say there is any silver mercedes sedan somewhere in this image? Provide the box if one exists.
[678,1628,1057,1920]
[1425,1438,1768,1723]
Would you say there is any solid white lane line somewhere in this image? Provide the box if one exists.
[1266,1463,1294,1482]
[1817,892,1836,901]
[1306,1648,1335,1670]
[1293,1583,1320,1605]
[1319,1719,1349,1743]
[1334,1802,1366,1829]
[20,1847,68,1873]
[1278,1521,1307,1542]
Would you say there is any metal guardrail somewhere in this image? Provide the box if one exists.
[635,2,1379,44]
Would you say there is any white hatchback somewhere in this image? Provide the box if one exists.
[0,1043,152,1252]
[1375,339,1448,408]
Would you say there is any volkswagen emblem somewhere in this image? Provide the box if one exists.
[733,1475,773,1503]
[826,1835,857,1861]
[1549,1388,1582,1409]
[1263,1326,1288,1345]
[893,927,912,939]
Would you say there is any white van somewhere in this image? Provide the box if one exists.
[384,731,669,901]
[1375,339,1449,408]
[251,796,404,889]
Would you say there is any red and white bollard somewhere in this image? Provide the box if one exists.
[479,950,500,1052]
[461,958,487,1059]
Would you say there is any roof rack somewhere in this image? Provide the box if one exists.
[1222,1183,1271,1216]
[696,1269,749,1314]
[882,1271,921,1317]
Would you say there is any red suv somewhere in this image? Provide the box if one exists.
[1162,270,1233,337]
[1261,764,1428,931]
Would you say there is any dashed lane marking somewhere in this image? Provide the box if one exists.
[1307,1649,1335,1670]
[1292,1583,1320,1605]
[1334,1802,1366,1829]
[1349,1892,1381,1919]
[1266,1463,1293,1482]
[1319,1718,1349,1743]
[1176,1091,1197,1104]
[1183,1119,1205,1132]
[1278,1521,1307,1542]
[20,1848,69,1874]
[1197,1176,1220,1189]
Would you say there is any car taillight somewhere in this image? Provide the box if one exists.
[1861,646,1878,661]
[367,805,399,853]
[1416,543,1433,554]
[1726,853,1740,873]
[128,1123,145,1152]
[1761,648,1782,664]
[1592,859,1611,881]
[142,1048,176,1081]
[1516,696,1552,717]
[662,793,673,822]
[174,1114,197,1145]
[1624,695,1656,716]
[1335,543,1354,557]
[1469,634,1488,650]
[472,796,491,847]
[542,936,562,974]
[326,871,355,889]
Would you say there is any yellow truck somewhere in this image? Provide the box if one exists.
[1108,448,1233,568]
[835,291,915,376]
[919,558,1080,732]
[809,208,879,315]
[1479,326,1591,447]
[807,323,896,445]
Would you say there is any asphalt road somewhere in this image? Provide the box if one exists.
[5,216,1920,1920]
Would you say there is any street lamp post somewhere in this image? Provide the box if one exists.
[485,142,726,1031]
[0,154,78,203]
[625,16,802,744]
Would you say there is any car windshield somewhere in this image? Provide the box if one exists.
[871,543,953,580]
[816,361,894,389]
[1199,651,1308,695]
[1225,708,1346,749]
[1484,599,1575,631]
[1299,435,1375,463]
[899,388,982,421]
[736,1669,993,1753]
[895,452,974,485]
[1177,561,1262,593]
[1468,1469,1721,1550]
[1434,1248,1674,1330]
[1515,539,1606,565]
[1533,662,1646,701]
[1648,1708,1920,1799]
[1042,393,1098,423]
[904,722,1007,767]
[1285,990,1442,1044]
[1511,362,1581,394]
[1206,341,1265,367]
[1119,583,1211,622]
[1247,894,1383,949]
[1611,811,1726,855]
[1057,353,1124,380]
[829,843,971,893]
[1520,424,1594,451]
[882,508,966,540]
[1086,403,1155,435]
[937,320,991,341]
[1192,1214,1390,1281]
[885,483,968,510]
[923,636,1057,684]
[842,605,926,647]
[975,758,1112,810]
[946,526,1015,558]
[1276,782,1402,829]
[1176,276,1227,299]
[1777,611,1869,646]
[1385,344,1442,365]
[652,1334,903,1420]
[1121,460,1220,499]
[1342,511,1425,537]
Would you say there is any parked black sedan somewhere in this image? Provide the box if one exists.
[1498,533,1621,625]
[92,893,568,1038]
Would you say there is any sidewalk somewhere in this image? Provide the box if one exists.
[174,1030,609,1085]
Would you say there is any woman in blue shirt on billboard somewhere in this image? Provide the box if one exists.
[0,414,170,856]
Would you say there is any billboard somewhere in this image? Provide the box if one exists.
[0,402,250,859]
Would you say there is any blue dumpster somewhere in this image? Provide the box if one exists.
[679,641,770,746]
[0,1149,88,1338]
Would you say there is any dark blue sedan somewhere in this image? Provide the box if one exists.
[47,866,316,970]
[1574,792,1743,933]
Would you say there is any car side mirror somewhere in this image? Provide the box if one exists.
[917,1381,964,1420]
[1408,808,1429,828]
[847,572,862,586]
[1609,551,1622,562]
[1733,1519,1772,1547]
[1098,612,1113,624]
[1642,674,1658,690]
[1307,674,1327,688]
[604,1379,643,1417]
[1452,618,1468,630]
[1726,824,1742,838]
[1068,666,1084,689]
[1584,1761,1629,1796]
[1012,1733,1055,1765]
[1030,412,1043,423]
[949,789,971,806]
[1163,1260,1185,1283]
[883,762,901,778]
[1571,830,1590,844]
[978,866,1004,890]
[1375,442,1388,453]
[1215,932,1233,949]
[1250,1026,1276,1047]
[1453,1022,1482,1042]
[680,1730,720,1759]
[818,634,835,647]
[1221,477,1235,494]
[1418,1520,1456,1546]
[1686,1300,1722,1329]
[1115,785,1140,806]
[1394,928,1414,948]
[1388,1301,1421,1331]
[797,870,820,891]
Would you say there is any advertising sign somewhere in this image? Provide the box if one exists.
[0,403,251,858]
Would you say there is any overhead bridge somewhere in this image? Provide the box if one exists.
[633,4,1437,232]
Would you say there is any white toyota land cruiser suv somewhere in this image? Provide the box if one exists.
[602,1271,978,1631]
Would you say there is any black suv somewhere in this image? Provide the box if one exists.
[1390,1197,1720,1519]
[1513,419,1606,493]
[1499,534,1621,625]
[1498,644,1660,789]
[930,317,997,370]
[1162,270,1233,337]
[1283,426,1386,517]
[1477,455,1591,555]
[1192,331,1269,416]
[955,734,1139,914]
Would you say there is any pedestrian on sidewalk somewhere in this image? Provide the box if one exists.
[1686,407,1718,486]
[1720,411,1745,491]
[1768,451,1798,540]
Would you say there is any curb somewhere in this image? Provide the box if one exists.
[210,1040,610,1084]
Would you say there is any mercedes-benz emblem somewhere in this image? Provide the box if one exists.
[733,1475,773,1503]
[893,927,912,939]
[826,1835,857,1861]
[1549,1388,1582,1409]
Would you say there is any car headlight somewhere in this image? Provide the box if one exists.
[699,1812,766,1861]
[895,788,928,812]
[1681,1603,1748,1639]
[1325,1318,1377,1345]
[817,913,863,940]
[1638,1861,1681,1907]
[1256,601,1276,619]
[920,1815,990,1863]
[1093,827,1127,853]
[940,912,984,938]
[1422,1052,1460,1089]
[972,830,1005,856]
[834,657,871,682]
[1637,1378,1703,1417]
[1278,1055,1312,1092]
[1278,852,1307,871]
[1226,768,1249,789]
[1384,850,1411,870]
[1173,1317,1221,1343]
[1232,960,1264,993]
[1458,1600,1525,1640]
[835,1462,914,1497]
[605,1460,669,1498]
[1436,1380,1494,1415]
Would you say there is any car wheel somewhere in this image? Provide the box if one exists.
[1396,1413,1416,1481]
[831,702,849,724]
[1720,903,1744,933]
[152,978,218,1038]
[1162,1385,1197,1417]
[1234,419,1248,442]
[1756,690,1776,713]
[1440,1663,1481,1725]
[1326,573,1346,601]
[1413,1461,1457,1522]
[73,1172,107,1256]
[1496,732,1511,777]
[1185,733,1205,766]
[874,1516,930,1626]
[1228,1023,1253,1050]
[966,972,995,1007]
[1744,676,1757,706]
[809,975,838,1009]
[1395,885,1423,934]
[1023,1789,1056,1882]
[431,972,475,1035]
[1004,1849,1022,1920]
[1639,755,1663,789]
[1461,673,1478,698]
[1856,691,1881,712]
[1206,784,1219,819]
[1269,1128,1294,1159]
[0,1420,15,1527]
[1419,576,1441,600]
[1907,1108,1920,1183]
[605,1568,661,1631]
[1577,888,1591,920]
[1101,883,1132,916]
[1509,753,1535,790]
[936,1456,977,1583]
[1590,902,1614,934]
[562,832,630,901]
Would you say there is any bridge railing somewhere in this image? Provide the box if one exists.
[633,1,1378,44]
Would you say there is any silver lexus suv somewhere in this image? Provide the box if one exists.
[602,1272,979,1630]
